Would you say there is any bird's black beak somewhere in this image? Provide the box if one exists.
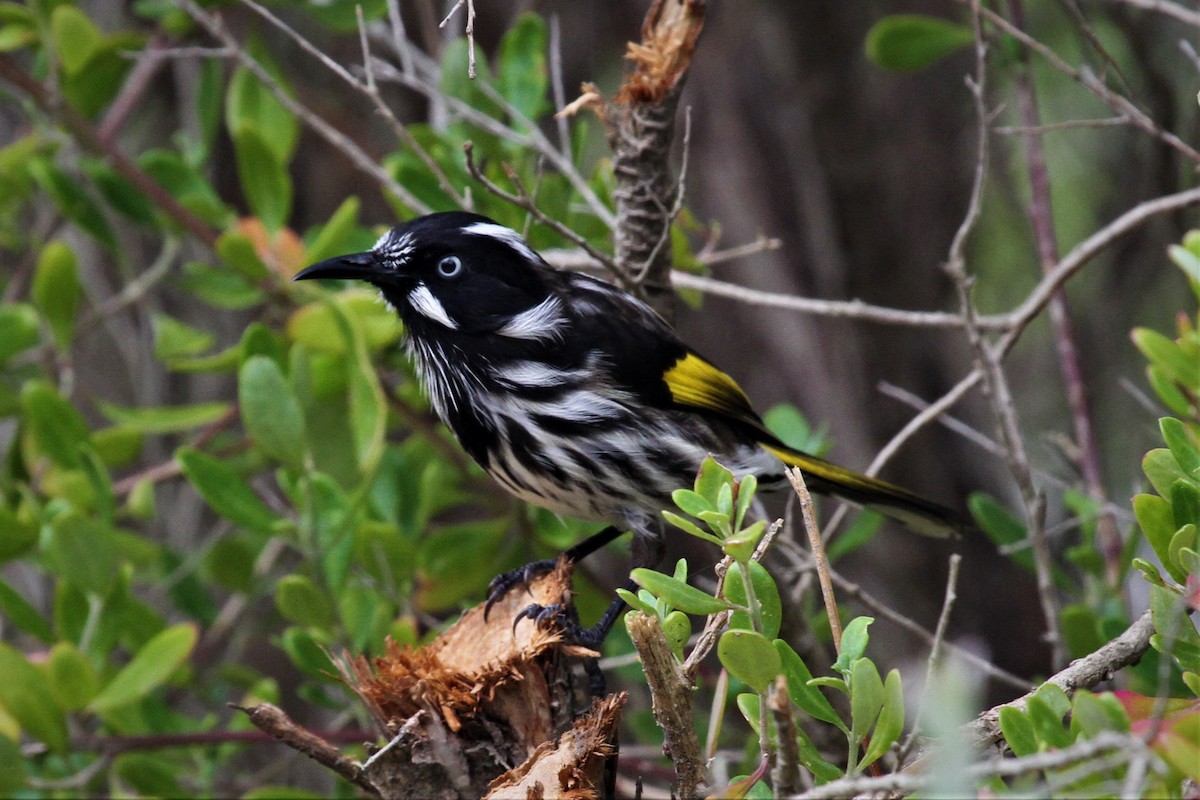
[293,251,379,283]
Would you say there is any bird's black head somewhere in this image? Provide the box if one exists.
[294,212,563,340]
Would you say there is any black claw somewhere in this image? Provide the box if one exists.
[484,558,557,620]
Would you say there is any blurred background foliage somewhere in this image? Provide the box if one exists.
[0,0,1198,795]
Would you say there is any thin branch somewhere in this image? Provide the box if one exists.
[371,58,617,228]
[965,610,1155,747]
[787,468,841,652]
[438,0,476,79]
[777,542,1032,690]
[1110,0,1200,27]
[462,141,620,276]
[954,0,1200,163]
[791,731,1155,800]
[1010,0,1122,591]
[899,553,963,761]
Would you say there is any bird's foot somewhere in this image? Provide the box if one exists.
[483,558,558,620]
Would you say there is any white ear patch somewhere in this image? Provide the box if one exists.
[408,283,458,329]
[463,221,539,263]
[497,296,565,341]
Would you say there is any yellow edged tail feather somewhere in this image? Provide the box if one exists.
[761,444,966,538]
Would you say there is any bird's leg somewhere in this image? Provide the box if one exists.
[484,525,628,618]
[510,525,665,653]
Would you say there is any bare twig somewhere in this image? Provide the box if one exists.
[1111,0,1200,27]
[234,703,379,796]
[770,675,805,795]
[787,468,841,651]
[462,141,620,276]
[791,731,1155,799]
[1009,0,1122,590]
[899,553,963,761]
[438,0,476,79]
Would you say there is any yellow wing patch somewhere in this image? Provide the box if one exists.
[663,353,759,423]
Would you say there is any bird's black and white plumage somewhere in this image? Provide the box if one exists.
[295,212,963,629]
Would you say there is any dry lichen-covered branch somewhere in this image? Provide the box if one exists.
[238,560,624,800]
[609,0,707,316]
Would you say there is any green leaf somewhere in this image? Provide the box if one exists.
[0,733,26,792]
[177,447,283,533]
[0,642,68,752]
[833,616,874,679]
[47,513,118,596]
[1027,693,1071,749]
[1171,481,1200,533]
[21,380,90,467]
[860,668,904,769]
[32,240,82,349]
[695,455,735,505]
[278,626,334,677]
[999,706,1037,756]
[232,125,291,232]
[1145,448,1189,500]
[304,196,362,264]
[90,426,142,472]
[275,574,334,630]
[324,300,387,473]
[1135,493,1180,578]
[0,506,37,561]
[286,290,403,354]
[28,158,116,248]
[672,488,714,517]
[1162,417,1200,477]
[775,640,846,731]
[865,14,974,72]
[662,610,691,658]
[50,5,100,74]
[1133,328,1200,390]
[661,510,723,545]
[240,356,307,470]
[0,303,40,364]
[98,399,230,434]
[722,520,766,563]
[0,578,53,642]
[497,13,548,121]
[152,313,215,361]
[1169,524,1199,582]
[734,473,758,530]
[630,568,734,615]
[226,51,298,165]
[725,560,782,638]
[88,623,198,712]
[617,588,656,617]
[849,657,884,743]
[47,642,98,711]
[717,629,781,693]
[216,229,271,281]
[1069,690,1129,738]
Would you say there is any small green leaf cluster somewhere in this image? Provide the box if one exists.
[626,457,905,788]
[998,684,1200,794]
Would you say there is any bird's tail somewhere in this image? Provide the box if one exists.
[761,444,967,538]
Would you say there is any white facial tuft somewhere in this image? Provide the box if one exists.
[497,296,566,342]
[408,282,458,329]
[373,230,414,265]
[463,221,539,263]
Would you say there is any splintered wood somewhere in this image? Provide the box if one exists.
[240,558,624,800]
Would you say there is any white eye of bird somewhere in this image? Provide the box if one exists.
[436,255,463,278]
